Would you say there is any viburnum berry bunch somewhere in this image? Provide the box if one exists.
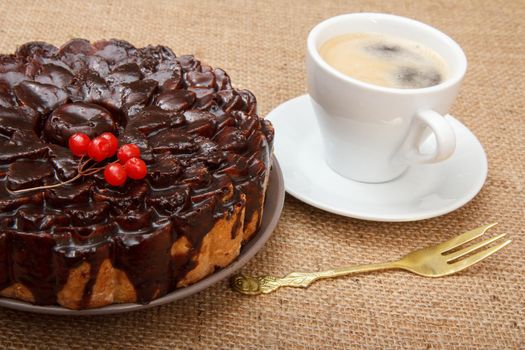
[68,132,148,187]
[9,132,148,194]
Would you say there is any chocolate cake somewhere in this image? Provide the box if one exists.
[0,39,274,309]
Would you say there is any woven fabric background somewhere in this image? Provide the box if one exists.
[0,0,523,348]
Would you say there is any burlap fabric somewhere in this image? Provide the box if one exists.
[0,0,523,348]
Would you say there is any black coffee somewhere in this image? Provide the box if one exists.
[319,33,448,89]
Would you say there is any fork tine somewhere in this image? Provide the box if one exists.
[447,239,511,273]
[437,223,498,253]
[445,233,507,262]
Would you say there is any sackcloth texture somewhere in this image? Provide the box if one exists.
[0,0,523,349]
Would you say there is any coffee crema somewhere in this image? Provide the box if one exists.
[319,32,448,89]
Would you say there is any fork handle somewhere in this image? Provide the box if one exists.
[326,261,401,278]
[255,261,401,294]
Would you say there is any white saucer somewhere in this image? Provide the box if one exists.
[266,94,488,222]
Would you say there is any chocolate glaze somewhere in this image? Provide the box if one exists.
[0,39,274,307]
[44,102,117,145]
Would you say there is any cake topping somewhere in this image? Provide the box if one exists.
[87,135,112,161]
[68,132,91,157]
[117,143,141,163]
[99,132,119,157]
[44,102,116,145]
[104,163,127,186]
[7,130,149,192]
[123,157,147,180]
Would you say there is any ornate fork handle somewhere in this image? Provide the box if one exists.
[231,262,398,295]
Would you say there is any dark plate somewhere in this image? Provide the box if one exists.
[0,156,284,315]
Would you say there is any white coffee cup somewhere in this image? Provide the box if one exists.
[307,13,467,183]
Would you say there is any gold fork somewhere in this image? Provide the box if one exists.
[231,223,511,295]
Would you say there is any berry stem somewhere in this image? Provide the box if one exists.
[7,172,83,194]
[7,159,119,194]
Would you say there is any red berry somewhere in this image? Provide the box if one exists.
[87,137,111,162]
[117,144,141,163]
[104,163,127,186]
[124,157,148,180]
[68,132,91,157]
[99,132,118,157]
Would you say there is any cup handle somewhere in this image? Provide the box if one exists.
[397,110,456,164]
